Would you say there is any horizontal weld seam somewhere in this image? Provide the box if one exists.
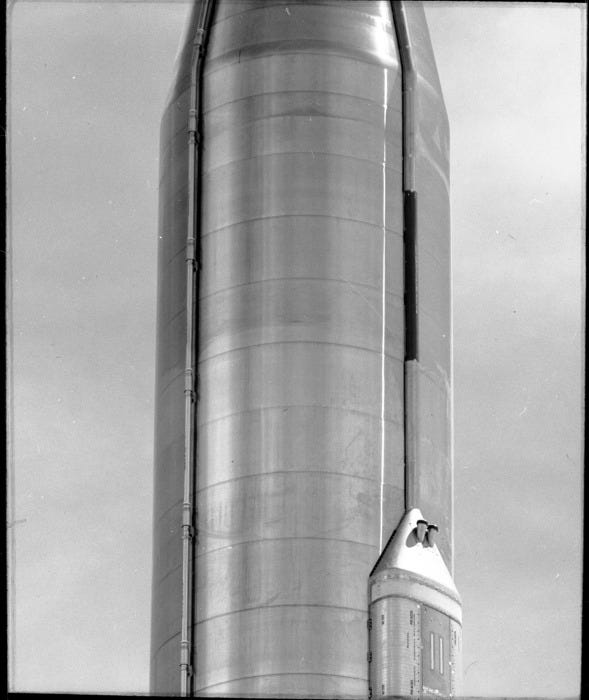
[155,368,185,397]
[197,536,379,558]
[150,631,180,659]
[195,671,368,691]
[198,339,405,364]
[154,563,181,586]
[196,468,382,493]
[203,89,400,115]
[199,276,404,302]
[204,47,399,76]
[201,213,402,239]
[202,149,402,179]
[207,2,394,29]
[195,603,368,626]
[202,150,403,178]
[197,403,404,429]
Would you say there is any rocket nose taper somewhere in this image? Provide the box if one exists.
[370,508,459,600]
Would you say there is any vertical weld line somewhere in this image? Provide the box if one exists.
[7,213,16,691]
[379,67,388,552]
[449,203,455,575]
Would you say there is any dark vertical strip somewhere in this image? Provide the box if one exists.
[391,1,419,515]
[391,1,419,363]
[404,190,418,361]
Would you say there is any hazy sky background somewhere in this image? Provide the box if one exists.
[8,1,585,696]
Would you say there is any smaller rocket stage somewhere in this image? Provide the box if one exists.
[368,509,462,698]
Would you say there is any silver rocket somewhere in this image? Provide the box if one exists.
[150,1,461,697]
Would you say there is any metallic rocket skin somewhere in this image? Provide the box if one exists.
[150,1,457,697]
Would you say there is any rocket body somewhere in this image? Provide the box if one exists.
[150,1,456,696]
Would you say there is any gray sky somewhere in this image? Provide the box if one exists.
[8,1,585,696]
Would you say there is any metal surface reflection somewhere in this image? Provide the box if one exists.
[150,1,455,697]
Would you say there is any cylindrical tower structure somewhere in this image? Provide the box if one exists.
[150,2,453,697]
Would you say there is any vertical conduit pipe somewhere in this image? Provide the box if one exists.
[391,1,417,193]
[391,2,419,511]
[180,1,214,694]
